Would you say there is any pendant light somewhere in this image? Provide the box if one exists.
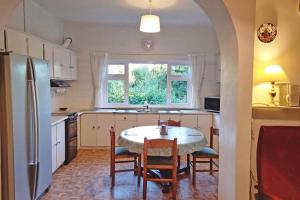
[140,0,160,33]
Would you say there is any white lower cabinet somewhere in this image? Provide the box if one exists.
[181,115,198,129]
[137,114,159,126]
[159,114,181,121]
[80,114,114,147]
[80,113,213,148]
[197,114,213,144]
[51,121,65,173]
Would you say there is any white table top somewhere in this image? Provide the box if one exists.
[118,126,208,156]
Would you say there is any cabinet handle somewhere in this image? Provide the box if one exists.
[124,117,126,120]
[92,126,95,129]
[98,126,100,129]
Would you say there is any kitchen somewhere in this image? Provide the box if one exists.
[1,0,300,200]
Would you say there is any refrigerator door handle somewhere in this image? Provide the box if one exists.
[28,58,39,200]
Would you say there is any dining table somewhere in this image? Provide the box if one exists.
[117,125,208,192]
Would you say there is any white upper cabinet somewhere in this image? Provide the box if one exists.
[44,43,54,78]
[5,29,27,55]
[27,36,43,59]
[53,47,77,80]
[69,51,77,80]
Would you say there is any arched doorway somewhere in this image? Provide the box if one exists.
[195,0,255,200]
[0,0,255,199]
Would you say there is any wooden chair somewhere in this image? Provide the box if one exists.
[191,127,219,185]
[109,126,141,186]
[158,119,183,170]
[143,138,178,200]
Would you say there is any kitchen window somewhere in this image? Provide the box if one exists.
[104,63,191,107]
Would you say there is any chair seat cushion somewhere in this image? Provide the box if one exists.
[147,156,173,165]
[115,147,138,156]
[192,147,218,157]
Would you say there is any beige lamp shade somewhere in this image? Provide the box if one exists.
[262,65,288,83]
[140,15,160,33]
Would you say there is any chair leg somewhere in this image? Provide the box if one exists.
[138,154,141,185]
[143,168,147,200]
[192,157,196,186]
[172,167,177,200]
[111,161,115,187]
[186,154,190,174]
[209,158,213,175]
[134,156,138,176]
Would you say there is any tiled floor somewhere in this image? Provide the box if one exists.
[42,149,218,200]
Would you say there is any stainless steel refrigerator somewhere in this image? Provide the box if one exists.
[0,53,52,200]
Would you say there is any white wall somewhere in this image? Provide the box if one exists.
[52,22,220,111]
[6,0,64,43]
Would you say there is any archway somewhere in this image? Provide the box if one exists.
[0,0,255,199]
[195,0,255,200]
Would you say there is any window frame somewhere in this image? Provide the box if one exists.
[103,62,192,108]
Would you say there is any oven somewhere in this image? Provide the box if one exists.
[64,113,78,165]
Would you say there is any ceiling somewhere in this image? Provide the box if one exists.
[33,0,211,25]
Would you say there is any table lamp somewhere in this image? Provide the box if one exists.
[262,65,288,106]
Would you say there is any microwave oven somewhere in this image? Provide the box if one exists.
[204,97,220,113]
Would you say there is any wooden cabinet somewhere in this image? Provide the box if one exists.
[51,121,65,173]
[80,114,114,147]
[44,43,54,78]
[5,29,27,55]
[137,114,159,126]
[27,36,43,59]
[181,115,198,129]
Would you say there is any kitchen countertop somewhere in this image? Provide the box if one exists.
[82,109,213,115]
[51,116,68,126]
[52,111,83,116]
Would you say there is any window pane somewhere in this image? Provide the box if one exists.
[171,81,187,104]
[128,63,167,105]
[108,80,125,103]
[171,65,189,76]
[108,64,125,75]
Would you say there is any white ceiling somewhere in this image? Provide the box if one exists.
[33,0,210,25]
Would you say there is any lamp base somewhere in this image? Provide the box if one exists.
[269,81,278,106]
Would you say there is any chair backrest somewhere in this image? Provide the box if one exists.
[109,126,116,153]
[158,119,181,127]
[143,138,177,167]
[210,127,219,149]
[257,126,300,199]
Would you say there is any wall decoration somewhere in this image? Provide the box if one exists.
[257,23,277,43]
[142,38,154,50]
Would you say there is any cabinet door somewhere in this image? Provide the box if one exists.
[70,51,77,80]
[97,114,114,147]
[197,114,213,144]
[80,114,98,146]
[159,114,181,121]
[137,114,159,126]
[56,122,65,167]
[53,47,63,79]
[115,120,136,146]
[44,43,54,78]
[181,115,198,129]
[62,50,71,80]
[5,29,27,55]
[27,36,43,59]
[51,126,57,173]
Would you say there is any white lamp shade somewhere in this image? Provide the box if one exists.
[140,15,160,33]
